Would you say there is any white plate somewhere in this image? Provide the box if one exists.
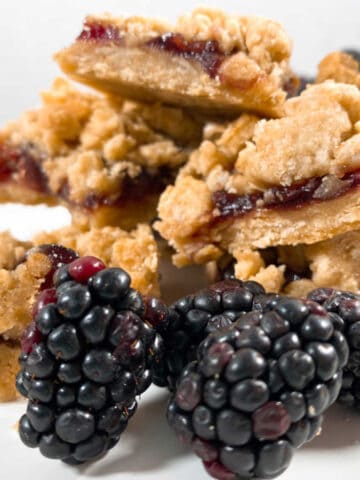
[1,392,360,479]
[1,1,360,479]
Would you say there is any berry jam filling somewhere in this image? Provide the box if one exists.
[212,169,360,224]
[61,168,174,211]
[76,21,229,79]
[0,142,48,192]
[146,33,227,78]
[0,140,173,210]
[77,21,123,43]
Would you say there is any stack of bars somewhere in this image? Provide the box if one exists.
[1,7,360,406]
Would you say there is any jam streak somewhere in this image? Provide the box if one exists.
[76,21,228,79]
[146,33,227,78]
[0,142,173,211]
[0,143,48,192]
[59,168,174,210]
[77,21,123,43]
[212,169,360,223]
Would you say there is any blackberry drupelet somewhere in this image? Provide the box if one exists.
[168,295,348,480]
[152,279,266,390]
[308,288,360,409]
[16,254,167,464]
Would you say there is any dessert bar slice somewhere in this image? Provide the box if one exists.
[0,223,158,401]
[0,78,202,229]
[55,7,295,118]
[156,81,360,278]
[317,51,360,89]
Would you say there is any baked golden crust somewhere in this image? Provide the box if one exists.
[317,51,360,89]
[304,230,360,292]
[0,244,51,341]
[55,7,294,118]
[156,82,360,271]
[0,342,21,402]
[0,232,30,270]
[0,78,202,229]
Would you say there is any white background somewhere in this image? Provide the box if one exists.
[0,1,360,479]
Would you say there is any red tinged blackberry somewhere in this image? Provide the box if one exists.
[16,255,168,464]
[68,256,106,283]
[308,288,360,409]
[168,294,347,479]
[153,279,265,390]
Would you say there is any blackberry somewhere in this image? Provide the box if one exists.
[168,296,347,480]
[152,279,265,390]
[16,255,167,464]
[308,288,360,409]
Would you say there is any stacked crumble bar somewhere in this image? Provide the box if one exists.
[0,78,203,229]
[156,79,360,294]
[55,8,295,117]
[2,6,360,401]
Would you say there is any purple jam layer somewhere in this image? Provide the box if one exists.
[0,142,173,211]
[212,169,360,223]
[0,143,48,192]
[146,33,227,78]
[61,168,174,211]
[77,21,123,43]
[77,21,229,79]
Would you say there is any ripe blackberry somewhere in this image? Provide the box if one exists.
[152,279,265,390]
[16,255,167,464]
[308,288,360,409]
[168,296,348,480]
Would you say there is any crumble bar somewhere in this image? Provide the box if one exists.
[0,78,203,229]
[156,81,360,283]
[55,7,296,118]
